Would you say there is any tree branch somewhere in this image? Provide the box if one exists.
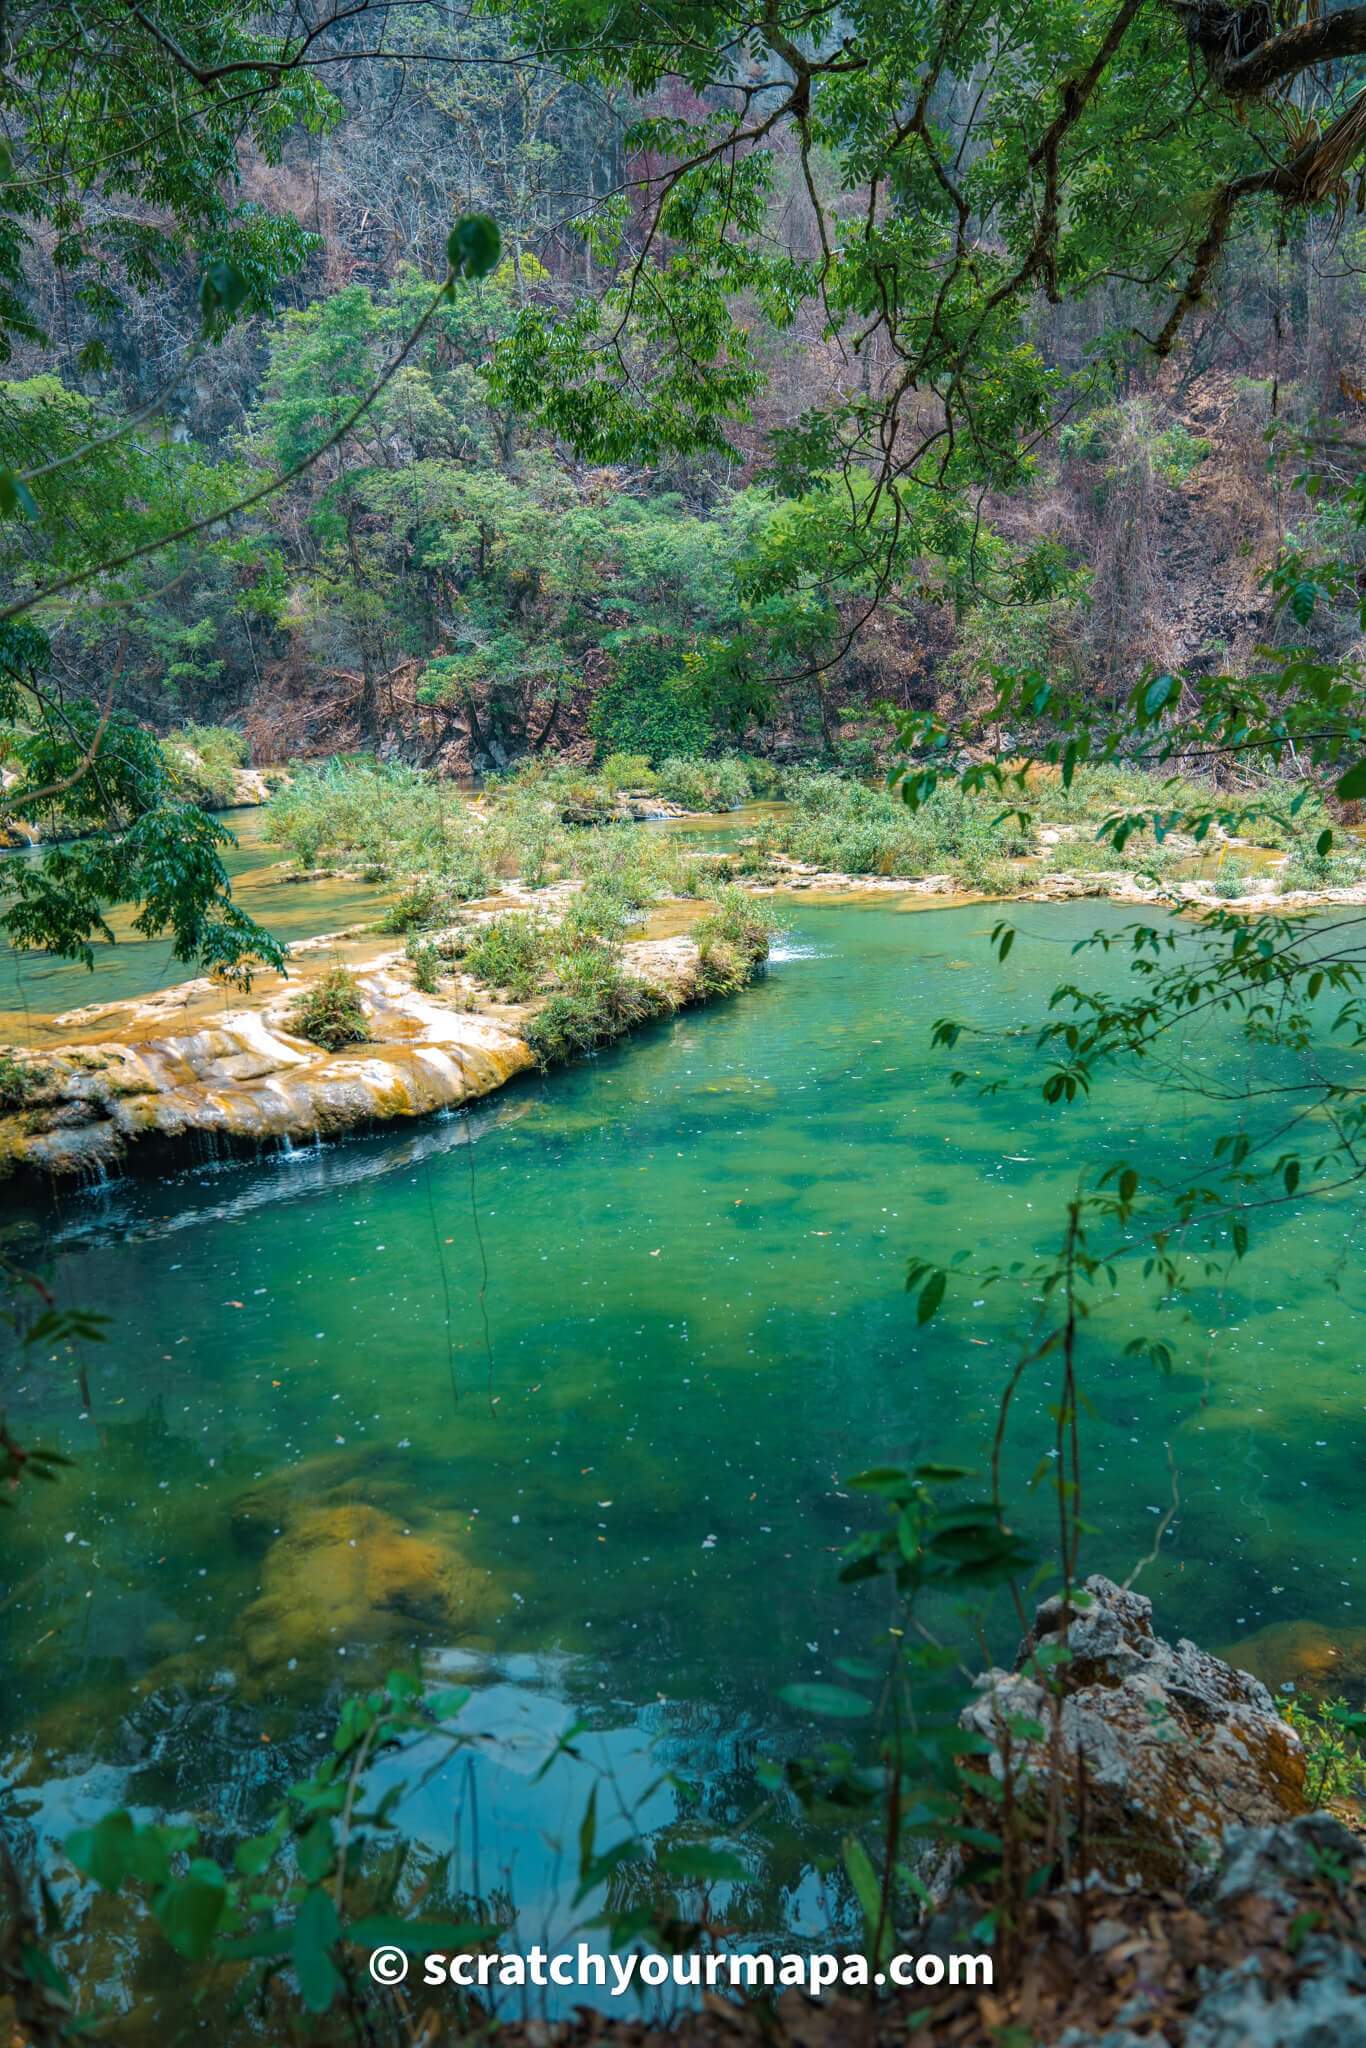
[1190,3,1366,97]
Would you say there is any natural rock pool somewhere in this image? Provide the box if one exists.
[4,896,1365,2018]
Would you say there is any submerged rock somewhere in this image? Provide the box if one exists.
[961,1575,1308,1888]
[238,1500,499,1677]
[1216,1616,1366,1705]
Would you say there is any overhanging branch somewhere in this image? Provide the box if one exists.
[1182,1,1366,96]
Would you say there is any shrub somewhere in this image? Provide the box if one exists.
[524,954,663,1066]
[598,753,656,792]
[161,724,248,808]
[1211,860,1252,899]
[560,892,633,947]
[462,914,553,1000]
[1285,1696,1366,1808]
[289,967,370,1051]
[1277,845,1366,892]
[1042,832,1180,879]
[655,754,754,811]
[509,808,560,887]
[0,1049,39,1111]
[692,886,775,993]
[406,938,442,993]
[267,762,483,881]
[377,880,465,933]
[160,729,248,806]
[587,644,714,760]
[777,773,1028,880]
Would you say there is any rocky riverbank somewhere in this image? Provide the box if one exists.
[477,1579,1365,2048]
[753,848,1366,911]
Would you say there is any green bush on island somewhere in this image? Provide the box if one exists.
[288,967,370,1051]
[1277,845,1366,892]
[461,913,555,1000]
[654,755,755,811]
[693,886,776,994]
[523,950,666,1065]
[1040,832,1182,878]
[405,937,443,993]
[775,773,1030,880]
[597,752,657,791]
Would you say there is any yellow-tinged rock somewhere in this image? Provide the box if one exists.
[1217,1618,1366,1704]
[238,1501,498,1676]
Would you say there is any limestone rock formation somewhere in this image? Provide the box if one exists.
[0,927,726,1181]
[0,976,533,1179]
[960,1575,1308,1888]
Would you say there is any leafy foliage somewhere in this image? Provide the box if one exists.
[63,1672,495,2018]
[288,968,370,1052]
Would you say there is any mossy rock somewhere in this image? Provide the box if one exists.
[236,1501,500,1678]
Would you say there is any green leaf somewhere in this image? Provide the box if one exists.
[427,1686,471,1718]
[291,1886,342,2013]
[297,1819,335,1884]
[917,1268,946,1324]
[155,1861,228,1961]
[1335,761,1366,802]
[447,214,501,280]
[1289,578,1319,625]
[199,260,249,330]
[346,1917,493,1954]
[843,1835,882,1943]
[66,1811,134,1894]
[1317,829,1334,857]
[234,1833,281,1880]
[1143,673,1176,718]
[0,468,37,519]
[777,1682,871,1719]
[847,1465,909,1490]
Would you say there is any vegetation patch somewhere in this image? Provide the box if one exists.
[288,967,370,1052]
[693,886,776,995]
[775,772,1030,882]
[0,1049,42,1112]
[160,725,248,809]
[523,955,668,1066]
[654,754,755,811]
[404,938,443,993]
[460,913,555,1001]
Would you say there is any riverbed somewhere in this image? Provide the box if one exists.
[3,894,1364,2027]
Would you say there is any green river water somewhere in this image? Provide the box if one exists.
[0,808,386,1040]
[3,892,1365,2026]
